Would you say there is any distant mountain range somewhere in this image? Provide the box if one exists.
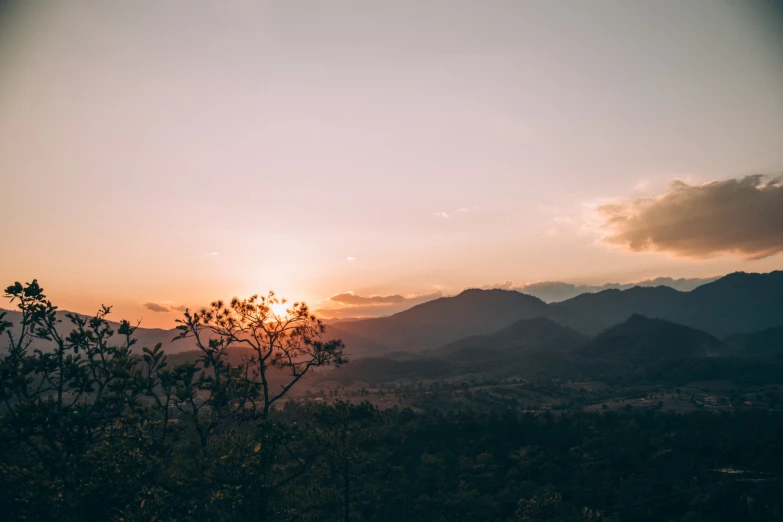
[3,272,782,369]
[552,271,783,336]
[328,271,783,356]
[574,314,722,364]
[0,309,196,354]
[322,313,783,387]
[327,289,557,355]
[317,276,718,320]
[724,325,783,361]
[429,317,587,361]
[509,276,719,303]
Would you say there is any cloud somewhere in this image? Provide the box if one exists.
[433,206,482,220]
[206,252,219,256]
[598,175,783,259]
[347,256,356,262]
[143,302,173,313]
[316,291,443,319]
[143,302,188,313]
[329,293,406,305]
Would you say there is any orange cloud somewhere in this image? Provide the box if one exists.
[316,291,443,319]
[329,293,406,305]
[143,302,188,313]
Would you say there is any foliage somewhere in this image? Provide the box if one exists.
[0,280,345,521]
[1,280,783,521]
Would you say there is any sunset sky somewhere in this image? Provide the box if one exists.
[1,1,782,328]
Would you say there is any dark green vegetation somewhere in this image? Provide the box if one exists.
[2,276,783,521]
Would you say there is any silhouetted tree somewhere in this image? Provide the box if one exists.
[168,292,347,520]
[174,292,347,418]
[0,280,160,518]
[0,281,347,521]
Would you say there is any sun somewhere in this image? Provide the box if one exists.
[270,303,289,317]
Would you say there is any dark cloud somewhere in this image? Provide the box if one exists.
[143,302,188,313]
[599,175,783,259]
[329,293,407,305]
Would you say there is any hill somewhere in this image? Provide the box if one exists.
[554,271,783,336]
[323,315,759,387]
[574,314,723,365]
[430,317,586,360]
[4,270,783,362]
[327,288,557,355]
[519,276,717,302]
[327,271,783,356]
[0,308,197,354]
[679,271,783,335]
[552,286,684,334]
[723,325,783,360]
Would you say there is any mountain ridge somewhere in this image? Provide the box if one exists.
[3,270,782,358]
[328,270,783,355]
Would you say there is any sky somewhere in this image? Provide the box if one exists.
[1,0,782,327]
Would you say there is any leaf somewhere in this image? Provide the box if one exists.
[254,443,261,453]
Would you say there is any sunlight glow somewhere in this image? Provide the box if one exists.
[270,303,289,317]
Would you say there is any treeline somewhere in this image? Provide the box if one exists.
[1,281,783,521]
[3,400,783,521]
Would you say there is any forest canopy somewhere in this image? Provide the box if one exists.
[1,280,781,521]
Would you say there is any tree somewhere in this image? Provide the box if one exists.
[170,293,346,459]
[310,401,382,522]
[0,280,160,519]
[175,292,346,414]
[0,280,348,521]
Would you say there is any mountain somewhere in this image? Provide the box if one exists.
[677,271,783,335]
[574,315,722,365]
[430,317,586,361]
[320,318,587,386]
[0,308,196,354]
[322,315,743,386]
[723,325,783,360]
[328,271,783,356]
[321,277,718,320]
[517,276,718,303]
[4,270,783,361]
[326,288,556,356]
[552,271,783,336]
[552,286,685,335]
